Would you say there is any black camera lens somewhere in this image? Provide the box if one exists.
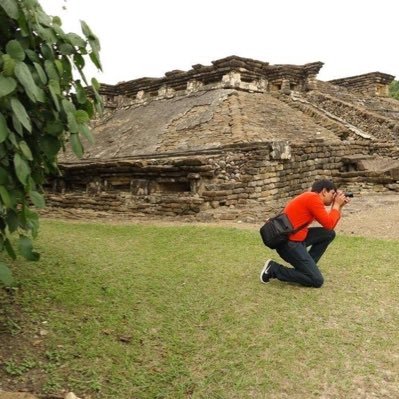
[344,192,354,198]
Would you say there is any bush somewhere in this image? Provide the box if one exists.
[0,0,102,285]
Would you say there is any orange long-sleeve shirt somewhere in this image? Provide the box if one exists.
[284,191,341,241]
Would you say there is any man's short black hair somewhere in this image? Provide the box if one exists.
[311,179,337,193]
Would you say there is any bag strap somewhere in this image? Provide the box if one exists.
[281,211,308,234]
[268,210,308,234]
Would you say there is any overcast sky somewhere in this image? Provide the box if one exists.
[39,0,398,85]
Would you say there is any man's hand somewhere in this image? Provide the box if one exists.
[333,191,350,210]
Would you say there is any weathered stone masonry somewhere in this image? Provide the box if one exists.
[46,56,399,221]
[47,141,399,221]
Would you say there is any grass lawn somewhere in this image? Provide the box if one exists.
[1,219,399,398]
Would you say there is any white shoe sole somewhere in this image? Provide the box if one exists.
[260,259,272,283]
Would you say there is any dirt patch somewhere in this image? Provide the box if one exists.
[334,193,399,240]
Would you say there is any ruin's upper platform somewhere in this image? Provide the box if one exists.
[98,55,324,99]
[95,56,396,111]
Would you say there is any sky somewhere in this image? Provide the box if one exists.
[39,0,398,85]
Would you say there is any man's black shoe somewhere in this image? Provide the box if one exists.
[260,259,274,284]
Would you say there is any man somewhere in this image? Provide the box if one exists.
[259,179,349,288]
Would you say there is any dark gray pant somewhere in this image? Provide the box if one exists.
[272,227,336,288]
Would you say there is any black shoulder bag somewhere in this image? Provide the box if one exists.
[259,213,307,249]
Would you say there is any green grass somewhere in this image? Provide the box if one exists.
[1,220,399,398]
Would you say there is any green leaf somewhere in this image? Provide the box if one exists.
[19,140,33,160]
[89,51,102,70]
[2,54,16,76]
[23,207,39,238]
[34,87,45,102]
[29,190,45,208]
[90,78,103,114]
[6,209,18,232]
[52,16,62,26]
[62,99,76,113]
[25,49,40,63]
[51,23,64,37]
[73,53,85,70]
[33,62,47,84]
[45,120,64,136]
[79,123,94,144]
[13,153,31,185]
[0,262,14,287]
[88,41,100,60]
[10,97,31,132]
[0,167,8,184]
[91,77,100,91]
[6,186,18,210]
[6,39,25,61]
[0,0,19,19]
[80,20,93,38]
[48,78,60,95]
[77,67,88,86]
[74,81,87,104]
[11,114,23,136]
[44,59,58,80]
[0,75,17,97]
[14,61,40,102]
[89,36,101,54]
[0,113,10,143]
[61,57,72,80]
[30,169,45,186]
[36,9,52,27]
[67,112,78,133]
[17,13,29,37]
[80,98,94,118]
[0,147,7,167]
[40,135,61,158]
[94,92,103,115]
[48,82,60,111]
[70,133,83,158]
[0,185,11,207]
[54,59,64,76]
[89,43,101,66]
[40,43,54,60]
[59,43,74,55]
[4,238,16,260]
[36,25,57,44]
[75,109,89,124]
[65,32,86,48]
[18,235,40,261]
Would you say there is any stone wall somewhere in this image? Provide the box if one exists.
[45,140,399,221]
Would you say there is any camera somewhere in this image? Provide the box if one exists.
[344,192,354,198]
